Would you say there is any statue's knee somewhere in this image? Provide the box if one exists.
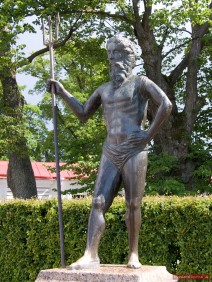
[126,197,141,211]
[92,195,105,210]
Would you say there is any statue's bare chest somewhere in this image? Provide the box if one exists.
[102,81,140,109]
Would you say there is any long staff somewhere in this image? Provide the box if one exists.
[42,14,65,268]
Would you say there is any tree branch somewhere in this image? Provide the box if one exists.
[18,13,84,68]
[168,55,189,85]
[159,26,169,51]
[18,28,74,67]
[56,105,77,139]
[132,0,141,23]
[68,9,134,25]
[162,38,190,60]
[104,19,117,32]
[175,28,192,35]
[142,0,152,30]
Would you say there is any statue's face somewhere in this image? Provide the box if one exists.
[107,43,126,62]
[107,42,134,88]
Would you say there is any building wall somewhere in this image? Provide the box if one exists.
[0,178,83,201]
[0,179,7,200]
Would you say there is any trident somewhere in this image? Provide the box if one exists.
[42,14,65,268]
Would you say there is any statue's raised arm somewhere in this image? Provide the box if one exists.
[47,79,102,122]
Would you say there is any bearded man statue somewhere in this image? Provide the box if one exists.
[48,35,172,270]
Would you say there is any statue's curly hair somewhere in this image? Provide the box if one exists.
[106,35,136,68]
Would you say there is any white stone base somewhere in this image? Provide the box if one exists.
[35,264,178,282]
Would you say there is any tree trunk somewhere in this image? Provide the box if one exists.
[131,0,211,186]
[134,3,186,158]
[1,70,37,199]
[7,153,37,199]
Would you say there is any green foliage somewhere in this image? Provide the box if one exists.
[145,151,186,196]
[0,113,27,157]
[23,104,50,161]
[184,134,212,194]
[22,37,108,170]
[0,0,111,161]
[0,92,49,159]
[146,149,212,196]
[16,0,211,196]
[0,196,211,282]
[0,0,211,197]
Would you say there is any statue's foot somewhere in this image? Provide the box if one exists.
[68,255,100,270]
[127,253,142,269]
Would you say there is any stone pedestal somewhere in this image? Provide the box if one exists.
[35,264,178,282]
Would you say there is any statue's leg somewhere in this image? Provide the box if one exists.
[69,154,121,270]
[122,150,148,269]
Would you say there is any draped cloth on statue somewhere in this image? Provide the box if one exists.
[103,138,148,170]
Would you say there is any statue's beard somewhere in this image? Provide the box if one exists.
[109,61,132,89]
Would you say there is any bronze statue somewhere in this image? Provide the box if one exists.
[48,35,172,270]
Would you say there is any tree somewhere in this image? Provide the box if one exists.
[62,0,211,190]
[0,18,38,198]
[22,37,109,192]
[0,0,115,197]
[0,0,85,198]
[1,0,211,197]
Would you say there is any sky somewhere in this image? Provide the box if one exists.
[16,17,44,105]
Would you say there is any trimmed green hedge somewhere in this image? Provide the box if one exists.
[0,196,211,282]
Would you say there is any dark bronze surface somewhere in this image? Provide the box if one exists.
[48,35,172,270]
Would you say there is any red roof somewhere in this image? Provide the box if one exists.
[0,160,75,180]
[0,161,8,179]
